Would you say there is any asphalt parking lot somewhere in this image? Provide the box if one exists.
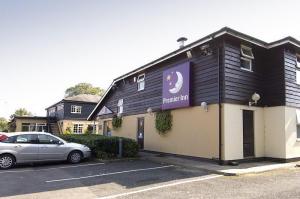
[0,159,215,199]
[2,159,300,199]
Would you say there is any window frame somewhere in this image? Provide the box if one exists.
[137,74,145,91]
[240,57,253,72]
[73,124,83,134]
[71,105,82,114]
[241,45,254,59]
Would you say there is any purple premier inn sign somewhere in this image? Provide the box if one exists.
[162,62,190,110]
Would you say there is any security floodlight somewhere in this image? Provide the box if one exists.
[249,92,261,106]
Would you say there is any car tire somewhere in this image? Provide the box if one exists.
[0,154,15,169]
[68,151,82,164]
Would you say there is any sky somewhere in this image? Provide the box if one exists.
[0,0,299,119]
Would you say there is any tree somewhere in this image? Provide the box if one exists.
[0,117,8,132]
[10,108,33,120]
[65,83,105,97]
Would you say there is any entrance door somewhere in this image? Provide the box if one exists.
[137,118,144,149]
[103,120,112,136]
[243,110,254,157]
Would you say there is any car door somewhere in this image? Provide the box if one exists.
[13,134,39,162]
[37,134,67,161]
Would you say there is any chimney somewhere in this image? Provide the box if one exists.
[177,37,188,48]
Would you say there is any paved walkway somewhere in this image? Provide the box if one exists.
[140,151,300,176]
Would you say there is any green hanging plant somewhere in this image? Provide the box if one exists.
[155,110,173,134]
[112,116,122,129]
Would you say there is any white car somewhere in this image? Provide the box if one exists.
[0,132,91,169]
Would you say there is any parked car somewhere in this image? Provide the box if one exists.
[0,132,91,169]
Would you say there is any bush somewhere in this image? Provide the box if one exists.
[112,116,122,129]
[58,134,139,159]
[155,110,173,134]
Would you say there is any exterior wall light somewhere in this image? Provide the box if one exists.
[147,107,154,116]
[201,102,208,112]
[249,92,261,106]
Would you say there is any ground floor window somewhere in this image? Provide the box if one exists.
[73,124,83,134]
[21,123,48,132]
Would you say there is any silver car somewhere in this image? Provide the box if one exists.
[0,132,91,169]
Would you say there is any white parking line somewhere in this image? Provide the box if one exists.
[46,165,174,183]
[0,162,105,174]
[97,174,222,199]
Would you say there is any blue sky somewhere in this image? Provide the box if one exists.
[0,0,299,119]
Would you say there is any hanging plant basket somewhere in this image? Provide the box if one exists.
[155,110,173,134]
[112,116,122,129]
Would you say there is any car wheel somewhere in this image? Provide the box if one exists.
[68,151,82,164]
[0,154,15,169]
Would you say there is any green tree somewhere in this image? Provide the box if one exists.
[65,83,105,97]
[10,108,33,120]
[0,117,8,132]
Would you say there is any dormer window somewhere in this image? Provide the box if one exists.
[71,105,82,114]
[240,45,254,72]
[137,74,145,91]
[117,99,124,114]
[296,55,300,85]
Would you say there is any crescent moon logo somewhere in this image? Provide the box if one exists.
[169,71,183,94]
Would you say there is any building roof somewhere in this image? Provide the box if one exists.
[88,26,300,120]
[11,116,48,121]
[46,94,101,110]
[64,94,101,103]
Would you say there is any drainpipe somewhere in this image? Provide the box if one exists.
[217,46,223,165]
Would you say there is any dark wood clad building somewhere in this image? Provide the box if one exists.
[89,27,300,163]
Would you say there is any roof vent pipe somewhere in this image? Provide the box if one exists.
[177,37,188,48]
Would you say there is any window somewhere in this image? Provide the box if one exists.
[240,45,254,71]
[21,123,47,132]
[241,45,254,59]
[38,134,60,144]
[0,135,15,143]
[297,109,300,139]
[73,124,83,134]
[137,74,145,91]
[15,134,38,144]
[48,107,56,116]
[71,105,82,114]
[57,104,64,111]
[241,57,252,71]
[296,56,300,85]
[117,99,123,114]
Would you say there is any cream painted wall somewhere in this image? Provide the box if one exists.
[222,103,265,160]
[264,106,286,158]
[284,107,300,159]
[99,105,219,159]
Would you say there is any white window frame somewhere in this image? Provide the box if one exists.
[71,105,82,114]
[241,45,254,59]
[137,74,145,91]
[73,124,83,134]
[117,99,124,114]
[240,57,252,72]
